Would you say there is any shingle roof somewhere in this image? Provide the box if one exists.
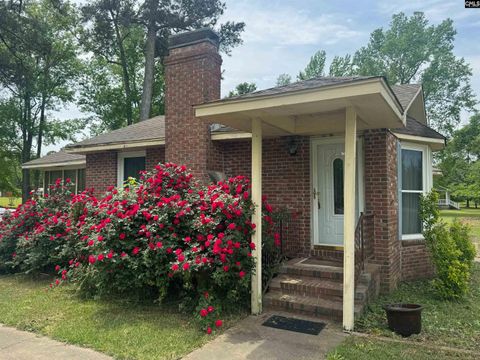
[66,115,165,149]
[213,76,380,103]
[22,151,85,167]
[393,116,445,140]
[391,84,421,110]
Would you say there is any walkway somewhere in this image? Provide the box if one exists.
[0,325,111,360]
[183,311,346,360]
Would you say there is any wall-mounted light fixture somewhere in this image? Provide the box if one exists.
[287,136,299,156]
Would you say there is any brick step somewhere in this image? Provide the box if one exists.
[264,290,364,321]
[279,258,344,281]
[268,274,372,302]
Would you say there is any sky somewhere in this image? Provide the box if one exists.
[48,0,480,154]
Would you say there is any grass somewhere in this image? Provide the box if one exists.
[0,274,240,359]
[327,336,477,360]
[440,207,480,256]
[327,208,480,359]
[0,197,21,209]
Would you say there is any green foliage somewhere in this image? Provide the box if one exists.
[318,12,476,133]
[228,82,257,97]
[276,73,292,86]
[298,50,326,80]
[420,191,475,299]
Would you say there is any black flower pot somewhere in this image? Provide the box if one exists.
[382,303,423,337]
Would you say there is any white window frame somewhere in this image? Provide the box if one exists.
[117,150,146,188]
[43,166,86,195]
[400,142,433,240]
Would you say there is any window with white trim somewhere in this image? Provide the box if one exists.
[43,168,86,194]
[400,143,432,239]
[117,151,146,187]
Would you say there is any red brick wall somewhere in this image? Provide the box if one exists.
[146,146,165,170]
[364,129,401,292]
[221,137,311,257]
[164,39,221,181]
[401,241,435,281]
[86,151,117,197]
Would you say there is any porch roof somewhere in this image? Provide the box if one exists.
[194,76,406,136]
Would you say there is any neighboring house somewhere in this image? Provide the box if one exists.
[22,151,86,194]
[435,185,460,210]
[22,28,446,330]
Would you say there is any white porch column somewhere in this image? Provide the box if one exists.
[343,106,357,331]
[251,118,263,314]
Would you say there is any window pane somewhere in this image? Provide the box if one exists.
[402,192,422,234]
[49,170,63,185]
[333,158,344,215]
[64,170,76,191]
[124,157,146,181]
[402,149,422,191]
[77,169,86,192]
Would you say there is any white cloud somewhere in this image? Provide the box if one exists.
[222,2,363,47]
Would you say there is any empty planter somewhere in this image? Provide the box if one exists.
[383,303,423,337]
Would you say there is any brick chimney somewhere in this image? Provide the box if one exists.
[164,28,222,181]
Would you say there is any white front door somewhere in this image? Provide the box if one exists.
[312,138,364,247]
[316,142,345,246]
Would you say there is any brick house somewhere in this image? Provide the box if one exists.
[23,28,445,330]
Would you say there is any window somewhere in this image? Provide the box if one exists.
[400,143,432,239]
[117,151,146,187]
[333,158,344,215]
[43,168,86,194]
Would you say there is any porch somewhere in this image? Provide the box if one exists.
[195,76,406,330]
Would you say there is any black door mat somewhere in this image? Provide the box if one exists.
[262,315,326,335]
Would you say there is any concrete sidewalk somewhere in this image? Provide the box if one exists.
[0,325,111,360]
[183,311,346,360]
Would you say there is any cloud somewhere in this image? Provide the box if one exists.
[222,2,363,47]
[377,0,477,24]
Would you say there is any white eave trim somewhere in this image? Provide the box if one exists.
[393,132,445,147]
[22,160,86,170]
[211,132,251,140]
[195,78,405,123]
[65,139,165,154]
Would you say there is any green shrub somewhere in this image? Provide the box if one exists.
[420,191,475,299]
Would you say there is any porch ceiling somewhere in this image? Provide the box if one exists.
[195,78,406,136]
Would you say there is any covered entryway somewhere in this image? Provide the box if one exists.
[194,76,406,331]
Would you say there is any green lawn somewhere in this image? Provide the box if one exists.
[0,274,237,360]
[0,196,21,209]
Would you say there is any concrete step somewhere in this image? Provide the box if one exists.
[264,290,364,321]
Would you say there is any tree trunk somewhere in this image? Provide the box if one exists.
[21,94,33,203]
[34,93,46,189]
[466,199,470,208]
[112,16,133,125]
[139,23,156,121]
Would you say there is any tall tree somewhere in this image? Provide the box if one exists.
[0,0,82,200]
[228,82,257,97]
[298,50,326,81]
[325,12,477,133]
[80,0,139,126]
[137,0,245,120]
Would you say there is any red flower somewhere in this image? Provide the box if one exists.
[55,265,60,272]
[132,247,140,255]
[97,235,104,242]
[227,223,236,230]
[223,265,229,272]
[206,327,212,334]
[97,254,104,261]
[119,233,126,240]
[171,264,179,271]
[87,240,94,246]
[200,309,208,317]
[120,252,127,258]
[178,254,185,262]
[249,242,256,250]
[182,262,190,271]
[107,251,114,259]
[215,319,223,328]
[204,291,209,299]
[207,306,214,313]
[239,271,246,278]
[88,255,96,264]
[156,241,163,248]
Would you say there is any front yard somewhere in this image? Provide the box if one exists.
[328,207,480,359]
[0,274,240,360]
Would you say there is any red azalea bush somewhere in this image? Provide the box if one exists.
[0,163,282,333]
